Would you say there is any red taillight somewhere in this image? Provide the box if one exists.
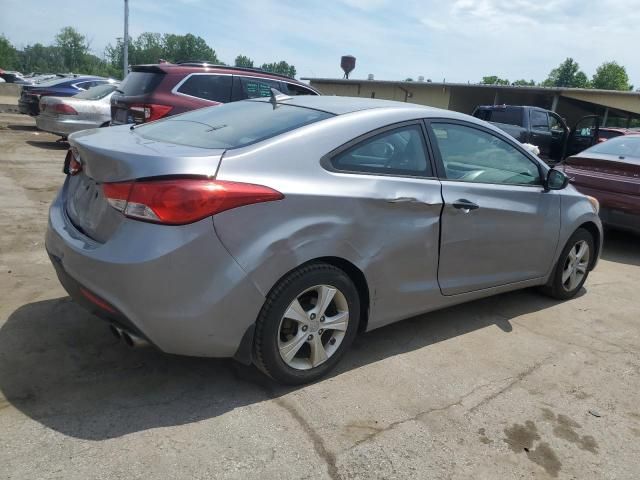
[130,103,173,122]
[53,103,78,115]
[102,178,284,225]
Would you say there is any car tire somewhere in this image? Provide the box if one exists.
[253,263,360,385]
[541,228,594,300]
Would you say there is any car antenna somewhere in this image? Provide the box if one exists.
[269,88,292,109]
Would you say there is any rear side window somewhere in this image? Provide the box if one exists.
[119,72,164,95]
[234,76,280,100]
[135,100,334,149]
[475,108,523,127]
[331,125,431,177]
[176,74,232,103]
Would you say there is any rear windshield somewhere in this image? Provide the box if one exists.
[474,108,523,127]
[73,83,118,100]
[118,71,164,96]
[586,135,640,157]
[135,100,334,149]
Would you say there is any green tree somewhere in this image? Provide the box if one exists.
[162,33,219,63]
[481,75,510,85]
[512,79,535,86]
[0,35,18,69]
[591,61,631,90]
[17,43,64,73]
[235,55,254,68]
[543,58,589,88]
[55,26,89,72]
[261,61,296,78]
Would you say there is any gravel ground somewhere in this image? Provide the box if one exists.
[1,113,639,480]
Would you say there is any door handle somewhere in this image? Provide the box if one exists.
[452,199,479,211]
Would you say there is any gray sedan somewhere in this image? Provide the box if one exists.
[45,95,602,384]
[36,83,118,138]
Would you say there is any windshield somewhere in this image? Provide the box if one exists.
[73,83,118,100]
[135,100,334,149]
[118,71,164,95]
[586,135,640,157]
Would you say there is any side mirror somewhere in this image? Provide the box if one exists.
[545,169,569,191]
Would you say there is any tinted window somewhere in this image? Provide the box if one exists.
[234,76,280,100]
[119,72,164,95]
[530,110,549,130]
[475,108,523,127]
[597,130,624,140]
[332,125,431,176]
[431,123,541,185]
[136,100,333,149]
[548,114,564,132]
[586,135,640,157]
[280,82,317,96]
[177,74,232,103]
[73,83,118,100]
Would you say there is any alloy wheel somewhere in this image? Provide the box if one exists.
[277,284,349,370]
[561,240,590,292]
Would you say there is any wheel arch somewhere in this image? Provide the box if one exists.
[577,221,601,270]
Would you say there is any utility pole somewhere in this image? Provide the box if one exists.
[123,0,129,79]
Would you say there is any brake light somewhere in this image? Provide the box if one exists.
[103,178,284,225]
[52,104,78,115]
[130,103,173,122]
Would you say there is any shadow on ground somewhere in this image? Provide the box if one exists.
[6,124,38,132]
[0,290,559,441]
[0,231,634,441]
[601,229,640,267]
[26,140,68,150]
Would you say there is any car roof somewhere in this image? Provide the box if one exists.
[252,95,448,116]
[133,63,311,87]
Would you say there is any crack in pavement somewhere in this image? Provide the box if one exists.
[348,356,555,451]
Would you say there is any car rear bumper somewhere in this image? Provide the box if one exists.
[600,207,640,234]
[36,115,101,137]
[45,185,266,358]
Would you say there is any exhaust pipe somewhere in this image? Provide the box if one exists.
[121,330,149,348]
[109,324,149,348]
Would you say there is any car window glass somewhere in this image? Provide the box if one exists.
[548,114,564,132]
[237,77,280,99]
[474,108,523,127]
[75,81,93,90]
[531,110,549,130]
[73,83,118,100]
[282,82,317,96]
[586,135,640,157]
[177,74,232,103]
[431,123,541,186]
[331,125,431,176]
[119,72,164,95]
[136,100,333,149]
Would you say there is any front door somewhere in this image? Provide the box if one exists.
[566,115,600,157]
[529,109,553,159]
[426,121,561,295]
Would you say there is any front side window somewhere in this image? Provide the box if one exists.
[431,123,541,186]
[331,125,431,176]
[176,74,232,103]
[530,110,549,130]
[281,82,317,96]
[548,114,564,132]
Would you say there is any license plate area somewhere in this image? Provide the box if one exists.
[65,174,112,241]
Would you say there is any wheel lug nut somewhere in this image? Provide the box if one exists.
[310,313,316,320]
[302,325,308,332]
[320,316,325,322]
[329,338,336,345]
[318,329,324,334]
[307,335,313,341]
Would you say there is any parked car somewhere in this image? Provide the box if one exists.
[19,76,117,116]
[110,62,320,125]
[559,134,640,234]
[472,105,626,163]
[46,96,602,384]
[36,83,119,138]
[0,70,31,85]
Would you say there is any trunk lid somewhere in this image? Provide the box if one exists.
[110,68,166,125]
[64,125,225,242]
[564,153,640,196]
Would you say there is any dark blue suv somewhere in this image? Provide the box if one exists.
[19,75,116,116]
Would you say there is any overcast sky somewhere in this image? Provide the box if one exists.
[1,0,639,85]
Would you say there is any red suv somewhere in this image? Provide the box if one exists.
[111,62,320,125]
